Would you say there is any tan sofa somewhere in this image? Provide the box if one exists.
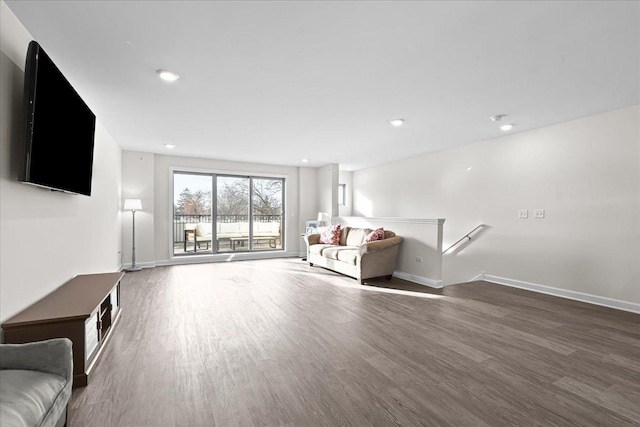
[304,226,403,284]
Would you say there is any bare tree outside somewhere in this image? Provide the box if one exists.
[175,188,211,215]
[252,179,282,216]
[175,178,282,217]
[216,178,249,216]
[216,177,283,218]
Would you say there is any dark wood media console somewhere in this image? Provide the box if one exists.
[1,272,124,388]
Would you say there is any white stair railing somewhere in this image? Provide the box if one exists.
[443,224,485,254]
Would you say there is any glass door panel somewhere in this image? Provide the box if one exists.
[252,178,284,251]
[173,172,213,256]
[216,176,250,253]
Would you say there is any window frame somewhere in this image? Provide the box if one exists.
[169,167,286,259]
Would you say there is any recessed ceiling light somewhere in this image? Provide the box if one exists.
[466,167,473,171]
[157,69,179,82]
[301,158,309,163]
[490,114,507,122]
[165,144,175,149]
[390,119,405,127]
[500,124,514,131]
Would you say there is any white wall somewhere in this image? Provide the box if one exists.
[353,106,640,304]
[335,217,444,286]
[121,151,155,266]
[317,163,339,219]
[150,153,301,262]
[119,153,349,262]
[298,167,318,254]
[0,2,122,323]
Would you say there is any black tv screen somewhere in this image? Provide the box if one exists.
[21,41,96,196]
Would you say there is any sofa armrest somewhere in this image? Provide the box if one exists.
[304,233,321,246]
[359,236,403,255]
[0,338,73,381]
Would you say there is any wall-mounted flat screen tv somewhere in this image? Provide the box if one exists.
[20,40,96,196]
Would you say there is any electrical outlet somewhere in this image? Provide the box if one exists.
[416,256,423,263]
[534,209,545,219]
[518,210,528,219]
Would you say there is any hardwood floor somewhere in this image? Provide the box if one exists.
[69,259,640,426]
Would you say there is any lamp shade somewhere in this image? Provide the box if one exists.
[124,199,142,211]
[317,212,329,223]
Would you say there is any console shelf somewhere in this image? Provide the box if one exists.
[1,272,124,388]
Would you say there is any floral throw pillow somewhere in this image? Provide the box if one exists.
[364,227,385,243]
[319,224,341,245]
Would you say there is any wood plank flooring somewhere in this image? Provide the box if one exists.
[69,259,640,426]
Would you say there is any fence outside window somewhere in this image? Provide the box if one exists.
[173,214,282,243]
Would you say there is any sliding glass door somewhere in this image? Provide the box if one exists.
[173,171,284,256]
[252,178,283,251]
[173,172,213,256]
[216,176,250,253]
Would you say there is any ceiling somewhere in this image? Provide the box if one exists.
[6,1,640,170]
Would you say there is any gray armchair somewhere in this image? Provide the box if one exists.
[0,338,73,427]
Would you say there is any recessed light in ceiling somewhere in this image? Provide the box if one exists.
[390,119,405,127]
[165,144,175,149]
[157,69,179,82]
[500,124,514,131]
[301,158,309,163]
[490,114,507,122]
[466,167,473,171]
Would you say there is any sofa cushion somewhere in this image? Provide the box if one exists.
[337,249,359,265]
[322,246,360,260]
[196,223,212,237]
[0,370,67,427]
[309,244,334,255]
[338,227,351,246]
[319,224,341,245]
[254,222,280,235]
[219,222,239,234]
[346,228,371,246]
[322,246,343,260]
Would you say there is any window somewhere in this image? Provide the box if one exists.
[338,183,346,206]
[173,171,284,256]
[173,172,212,256]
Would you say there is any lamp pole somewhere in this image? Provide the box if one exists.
[124,198,143,272]
[131,209,137,270]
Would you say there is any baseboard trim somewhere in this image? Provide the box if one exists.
[478,274,640,314]
[157,251,298,267]
[121,261,156,271]
[393,271,443,289]
[468,272,485,282]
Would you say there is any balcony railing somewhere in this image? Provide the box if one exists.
[173,214,282,243]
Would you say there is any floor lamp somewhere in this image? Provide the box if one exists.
[124,199,142,272]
